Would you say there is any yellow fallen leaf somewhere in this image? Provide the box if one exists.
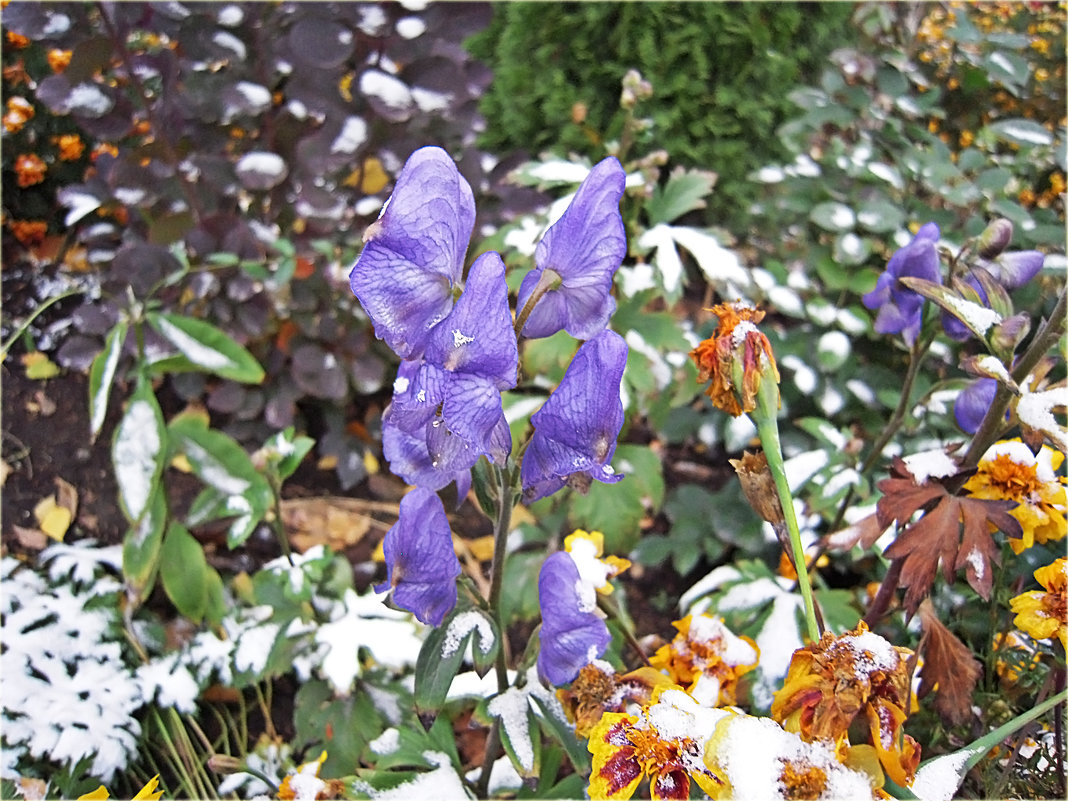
[33,495,72,541]
[363,449,380,475]
[22,351,60,380]
[170,453,193,473]
[317,454,339,470]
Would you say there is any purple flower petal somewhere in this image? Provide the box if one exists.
[349,147,475,359]
[536,551,611,686]
[990,250,1044,290]
[516,157,626,340]
[521,329,627,503]
[863,222,941,346]
[375,487,460,626]
[955,378,996,434]
[383,421,471,496]
[423,251,519,389]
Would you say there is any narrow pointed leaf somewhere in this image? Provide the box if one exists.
[88,322,127,440]
[147,311,265,383]
[112,381,166,524]
[122,484,167,606]
[159,522,209,622]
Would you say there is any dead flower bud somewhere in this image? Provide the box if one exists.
[690,302,780,416]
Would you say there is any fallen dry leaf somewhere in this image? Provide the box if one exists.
[33,389,57,416]
[280,496,382,553]
[33,495,71,541]
[917,599,982,726]
[12,524,48,551]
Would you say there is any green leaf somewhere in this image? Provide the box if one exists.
[168,416,272,548]
[810,202,855,232]
[147,311,265,383]
[486,688,541,779]
[88,322,127,440]
[122,485,167,606]
[159,522,209,622]
[112,382,167,524]
[413,607,478,715]
[987,118,1054,149]
[294,679,381,777]
[531,693,591,774]
[645,169,717,225]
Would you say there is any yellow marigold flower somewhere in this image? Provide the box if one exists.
[963,439,1067,554]
[993,630,1042,685]
[959,129,974,148]
[771,622,919,787]
[557,660,675,737]
[10,219,48,246]
[649,614,759,707]
[703,713,881,800]
[278,750,328,800]
[564,529,630,595]
[6,30,30,48]
[14,153,47,187]
[588,688,727,800]
[77,775,163,801]
[47,48,72,72]
[690,302,780,417]
[1011,557,1068,650]
[55,133,85,161]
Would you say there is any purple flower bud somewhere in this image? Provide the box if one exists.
[376,487,460,626]
[863,222,941,346]
[349,147,475,359]
[516,157,627,340]
[976,218,1014,259]
[955,378,997,434]
[521,330,627,503]
[989,250,1044,290]
[536,551,611,686]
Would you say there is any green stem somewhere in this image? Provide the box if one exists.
[961,286,1067,470]
[961,689,1067,771]
[749,376,821,643]
[0,288,84,359]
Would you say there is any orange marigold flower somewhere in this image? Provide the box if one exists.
[690,302,780,416]
[92,142,119,161]
[963,440,1066,554]
[649,614,759,707]
[55,133,85,161]
[771,622,920,787]
[47,48,72,72]
[557,660,675,738]
[6,30,30,48]
[14,153,47,187]
[3,95,34,133]
[9,219,47,246]
[1011,557,1068,651]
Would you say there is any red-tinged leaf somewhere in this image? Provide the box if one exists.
[917,600,981,727]
[876,457,1022,615]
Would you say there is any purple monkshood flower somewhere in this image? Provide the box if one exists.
[384,251,518,487]
[376,487,460,626]
[515,157,627,340]
[349,146,475,360]
[863,222,941,346]
[536,551,611,686]
[521,329,627,503]
[955,377,996,434]
[942,251,1045,341]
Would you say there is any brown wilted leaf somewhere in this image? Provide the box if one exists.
[917,599,981,726]
[730,450,784,526]
[876,456,1022,616]
[822,511,889,551]
[281,497,380,553]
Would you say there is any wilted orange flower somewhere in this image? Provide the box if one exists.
[963,440,1066,554]
[557,661,674,737]
[14,153,47,187]
[1011,557,1068,651]
[9,220,47,246]
[690,302,780,416]
[47,48,72,72]
[6,30,30,49]
[55,133,85,161]
[771,621,920,787]
[649,614,759,707]
[2,59,32,87]
[3,95,34,133]
[92,142,119,161]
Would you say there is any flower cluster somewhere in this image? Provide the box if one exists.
[349,146,629,626]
